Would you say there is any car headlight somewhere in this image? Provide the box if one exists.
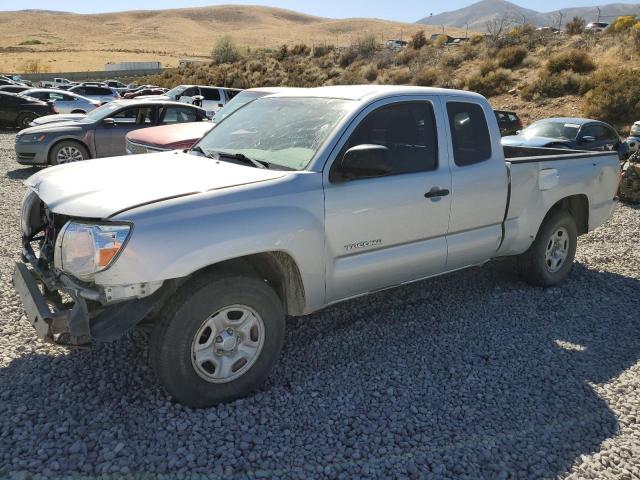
[18,133,46,143]
[56,221,131,280]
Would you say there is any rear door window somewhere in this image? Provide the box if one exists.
[112,106,154,124]
[160,106,200,124]
[201,88,221,101]
[446,102,492,166]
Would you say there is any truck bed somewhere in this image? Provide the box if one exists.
[498,146,620,257]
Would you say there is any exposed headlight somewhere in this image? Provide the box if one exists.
[18,133,46,143]
[56,222,131,280]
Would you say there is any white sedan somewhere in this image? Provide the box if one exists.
[19,88,100,114]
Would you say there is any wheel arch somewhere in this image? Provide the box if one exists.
[544,194,589,236]
[189,251,307,316]
[46,137,92,163]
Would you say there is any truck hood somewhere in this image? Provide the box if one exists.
[25,151,288,218]
[501,135,571,147]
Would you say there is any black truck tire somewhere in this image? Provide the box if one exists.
[517,209,578,287]
[150,271,286,408]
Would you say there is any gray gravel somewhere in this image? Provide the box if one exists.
[0,128,639,480]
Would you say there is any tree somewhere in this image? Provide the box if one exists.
[410,30,427,49]
[211,35,240,64]
[565,16,586,35]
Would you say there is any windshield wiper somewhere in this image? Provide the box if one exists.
[190,145,216,159]
[217,152,269,169]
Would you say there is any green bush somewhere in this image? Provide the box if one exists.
[584,69,640,127]
[410,30,427,49]
[497,46,528,69]
[546,49,595,74]
[521,71,591,100]
[465,68,512,97]
[564,16,586,35]
[211,35,241,64]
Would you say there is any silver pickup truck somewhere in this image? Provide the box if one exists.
[13,86,620,407]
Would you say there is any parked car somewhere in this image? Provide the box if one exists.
[0,91,53,129]
[494,110,523,136]
[586,22,609,32]
[501,118,622,153]
[0,78,20,87]
[0,85,30,94]
[29,113,87,127]
[19,89,100,114]
[68,85,119,104]
[123,88,168,99]
[386,39,407,48]
[629,120,640,137]
[143,85,242,115]
[12,85,620,407]
[105,79,129,93]
[15,99,207,165]
[40,77,76,89]
[125,87,301,154]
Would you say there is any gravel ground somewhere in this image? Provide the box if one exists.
[0,129,639,480]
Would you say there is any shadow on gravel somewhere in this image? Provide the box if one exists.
[1,262,639,478]
[6,166,40,181]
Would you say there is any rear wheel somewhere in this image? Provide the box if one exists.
[49,140,89,165]
[150,272,286,407]
[15,112,37,130]
[517,209,578,287]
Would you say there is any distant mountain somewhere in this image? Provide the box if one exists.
[417,0,640,30]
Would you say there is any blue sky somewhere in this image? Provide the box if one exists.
[1,0,618,21]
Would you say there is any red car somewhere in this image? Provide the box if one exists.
[125,121,214,153]
[125,87,299,154]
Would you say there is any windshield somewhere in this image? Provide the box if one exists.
[165,85,187,99]
[213,91,266,123]
[522,121,580,140]
[195,97,353,170]
[83,103,122,122]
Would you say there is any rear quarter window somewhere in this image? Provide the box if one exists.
[447,101,492,166]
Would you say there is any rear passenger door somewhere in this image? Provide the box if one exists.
[94,105,155,157]
[443,98,509,270]
[200,87,223,114]
[323,97,451,302]
[578,123,620,151]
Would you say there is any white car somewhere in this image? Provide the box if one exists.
[68,85,120,104]
[19,89,100,114]
[140,84,240,116]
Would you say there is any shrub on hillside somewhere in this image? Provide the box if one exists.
[564,16,586,35]
[608,15,637,33]
[584,69,640,126]
[362,64,378,81]
[465,68,512,97]
[339,49,358,67]
[413,67,440,86]
[396,48,418,65]
[290,43,310,56]
[521,71,591,100]
[357,34,378,56]
[389,68,412,85]
[496,46,527,69]
[546,49,595,74]
[211,35,241,64]
[410,30,427,49]
[313,44,334,57]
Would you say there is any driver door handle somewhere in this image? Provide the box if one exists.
[424,188,450,198]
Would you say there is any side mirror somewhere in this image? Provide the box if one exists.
[580,135,596,143]
[103,118,115,126]
[339,144,391,180]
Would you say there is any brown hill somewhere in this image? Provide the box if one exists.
[0,5,467,72]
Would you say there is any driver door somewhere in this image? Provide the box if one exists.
[323,98,451,303]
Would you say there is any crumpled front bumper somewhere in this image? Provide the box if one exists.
[12,261,171,346]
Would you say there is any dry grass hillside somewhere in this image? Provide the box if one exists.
[0,5,467,72]
[143,21,640,128]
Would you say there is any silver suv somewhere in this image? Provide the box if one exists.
[19,88,100,114]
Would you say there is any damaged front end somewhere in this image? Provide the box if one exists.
[13,190,171,346]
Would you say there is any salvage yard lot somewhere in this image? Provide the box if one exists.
[0,128,639,478]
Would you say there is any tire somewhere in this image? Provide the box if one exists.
[15,112,37,130]
[49,140,89,165]
[150,271,286,408]
[517,209,578,287]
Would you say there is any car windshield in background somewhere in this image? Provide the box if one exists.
[83,103,121,122]
[165,85,187,98]
[196,97,353,170]
[213,91,266,123]
[523,122,580,140]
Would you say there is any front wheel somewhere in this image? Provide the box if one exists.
[516,209,578,287]
[150,272,286,407]
[49,140,89,165]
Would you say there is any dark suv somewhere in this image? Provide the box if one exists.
[495,110,523,136]
[0,91,53,129]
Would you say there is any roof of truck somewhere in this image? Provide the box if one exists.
[268,85,485,101]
